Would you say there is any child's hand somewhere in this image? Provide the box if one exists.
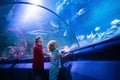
[60,50,65,54]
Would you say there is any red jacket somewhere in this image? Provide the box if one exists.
[32,44,44,70]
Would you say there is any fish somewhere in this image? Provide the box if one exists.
[87,32,95,39]
[27,29,63,35]
[27,30,48,35]
[76,8,85,16]
[95,27,100,31]
[105,27,118,35]
[97,32,104,38]
[111,19,120,25]
[50,21,59,29]
[72,8,85,20]
[56,0,68,14]
[63,30,67,36]
[77,34,85,41]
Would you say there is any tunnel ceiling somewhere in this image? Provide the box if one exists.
[0,0,79,58]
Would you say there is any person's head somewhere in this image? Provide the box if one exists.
[34,36,42,45]
[47,40,57,52]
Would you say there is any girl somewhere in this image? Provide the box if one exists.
[47,40,61,80]
[33,36,50,80]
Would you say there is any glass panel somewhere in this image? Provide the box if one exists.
[55,0,120,47]
[0,3,78,59]
[0,0,120,59]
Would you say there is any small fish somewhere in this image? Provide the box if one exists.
[111,19,120,25]
[76,8,85,16]
[110,25,117,29]
[27,32,47,35]
[97,32,104,38]
[95,27,100,31]
[63,30,67,36]
[27,30,48,35]
[106,27,118,35]
[87,32,95,39]
[77,34,85,41]
[50,21,59,29]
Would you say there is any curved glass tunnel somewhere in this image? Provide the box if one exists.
[0,0,120,80]
[0,0,120,59]
[0,2,79,59]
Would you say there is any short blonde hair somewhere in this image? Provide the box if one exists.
[47,40,57,52]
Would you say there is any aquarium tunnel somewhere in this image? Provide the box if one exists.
[0,0,120,80]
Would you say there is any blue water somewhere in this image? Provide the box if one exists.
[54,0,120,47]
[56,0,120,34]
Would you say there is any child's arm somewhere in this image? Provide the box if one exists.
[60,44,76,58]
[60,51,71,58]
[42,52,51,56]
[42,48,51,56]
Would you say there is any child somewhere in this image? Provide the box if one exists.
[47,40,62,80]
[33,36,50,80]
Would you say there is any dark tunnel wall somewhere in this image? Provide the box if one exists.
[70,35,120,80]
[71,61,120,80]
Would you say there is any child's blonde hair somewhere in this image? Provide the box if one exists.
[47,40,57,52]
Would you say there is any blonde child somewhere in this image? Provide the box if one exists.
[47,40,62,80]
